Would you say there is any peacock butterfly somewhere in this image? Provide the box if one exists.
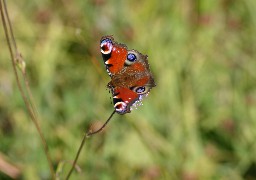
[100,36,156,114]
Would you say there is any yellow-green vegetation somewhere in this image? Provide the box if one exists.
[1,0,256,179]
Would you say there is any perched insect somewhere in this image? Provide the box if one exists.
[100,35,156,114]
[87,36,155,135]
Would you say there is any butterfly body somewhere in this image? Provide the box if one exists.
[100,36,155,114]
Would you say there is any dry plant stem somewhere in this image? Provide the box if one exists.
[0,1,55,179]
[86,110,116,136]
[3,0,38,116]
[5,0,39,119]
[65,110,116,180]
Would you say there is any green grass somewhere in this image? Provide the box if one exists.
[1,0,256,179]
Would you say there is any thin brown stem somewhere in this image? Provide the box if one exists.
[86,110,116,136]
[3,0,38,119]
[3,0,17,50]
[0,1,55,179]
[3,0,40,120]
[65,110,116,179]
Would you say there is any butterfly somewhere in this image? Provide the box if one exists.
[100,36,156,114]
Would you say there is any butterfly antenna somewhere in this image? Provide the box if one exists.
[86,110,116,137]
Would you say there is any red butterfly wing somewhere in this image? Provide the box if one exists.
[100,36,127,76]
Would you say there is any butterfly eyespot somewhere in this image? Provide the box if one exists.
[100,38,113,55]
[133,86,150,95]
[114,102,127,114]
[125,53,137,65]
[127,53,136,62]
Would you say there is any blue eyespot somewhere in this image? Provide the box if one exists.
[135,86,145,94]
[127,53,137,62]
[133,86,150,95]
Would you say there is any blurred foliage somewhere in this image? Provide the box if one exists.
[1,0,256,179]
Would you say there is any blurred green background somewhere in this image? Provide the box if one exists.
[1,0,256,179]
